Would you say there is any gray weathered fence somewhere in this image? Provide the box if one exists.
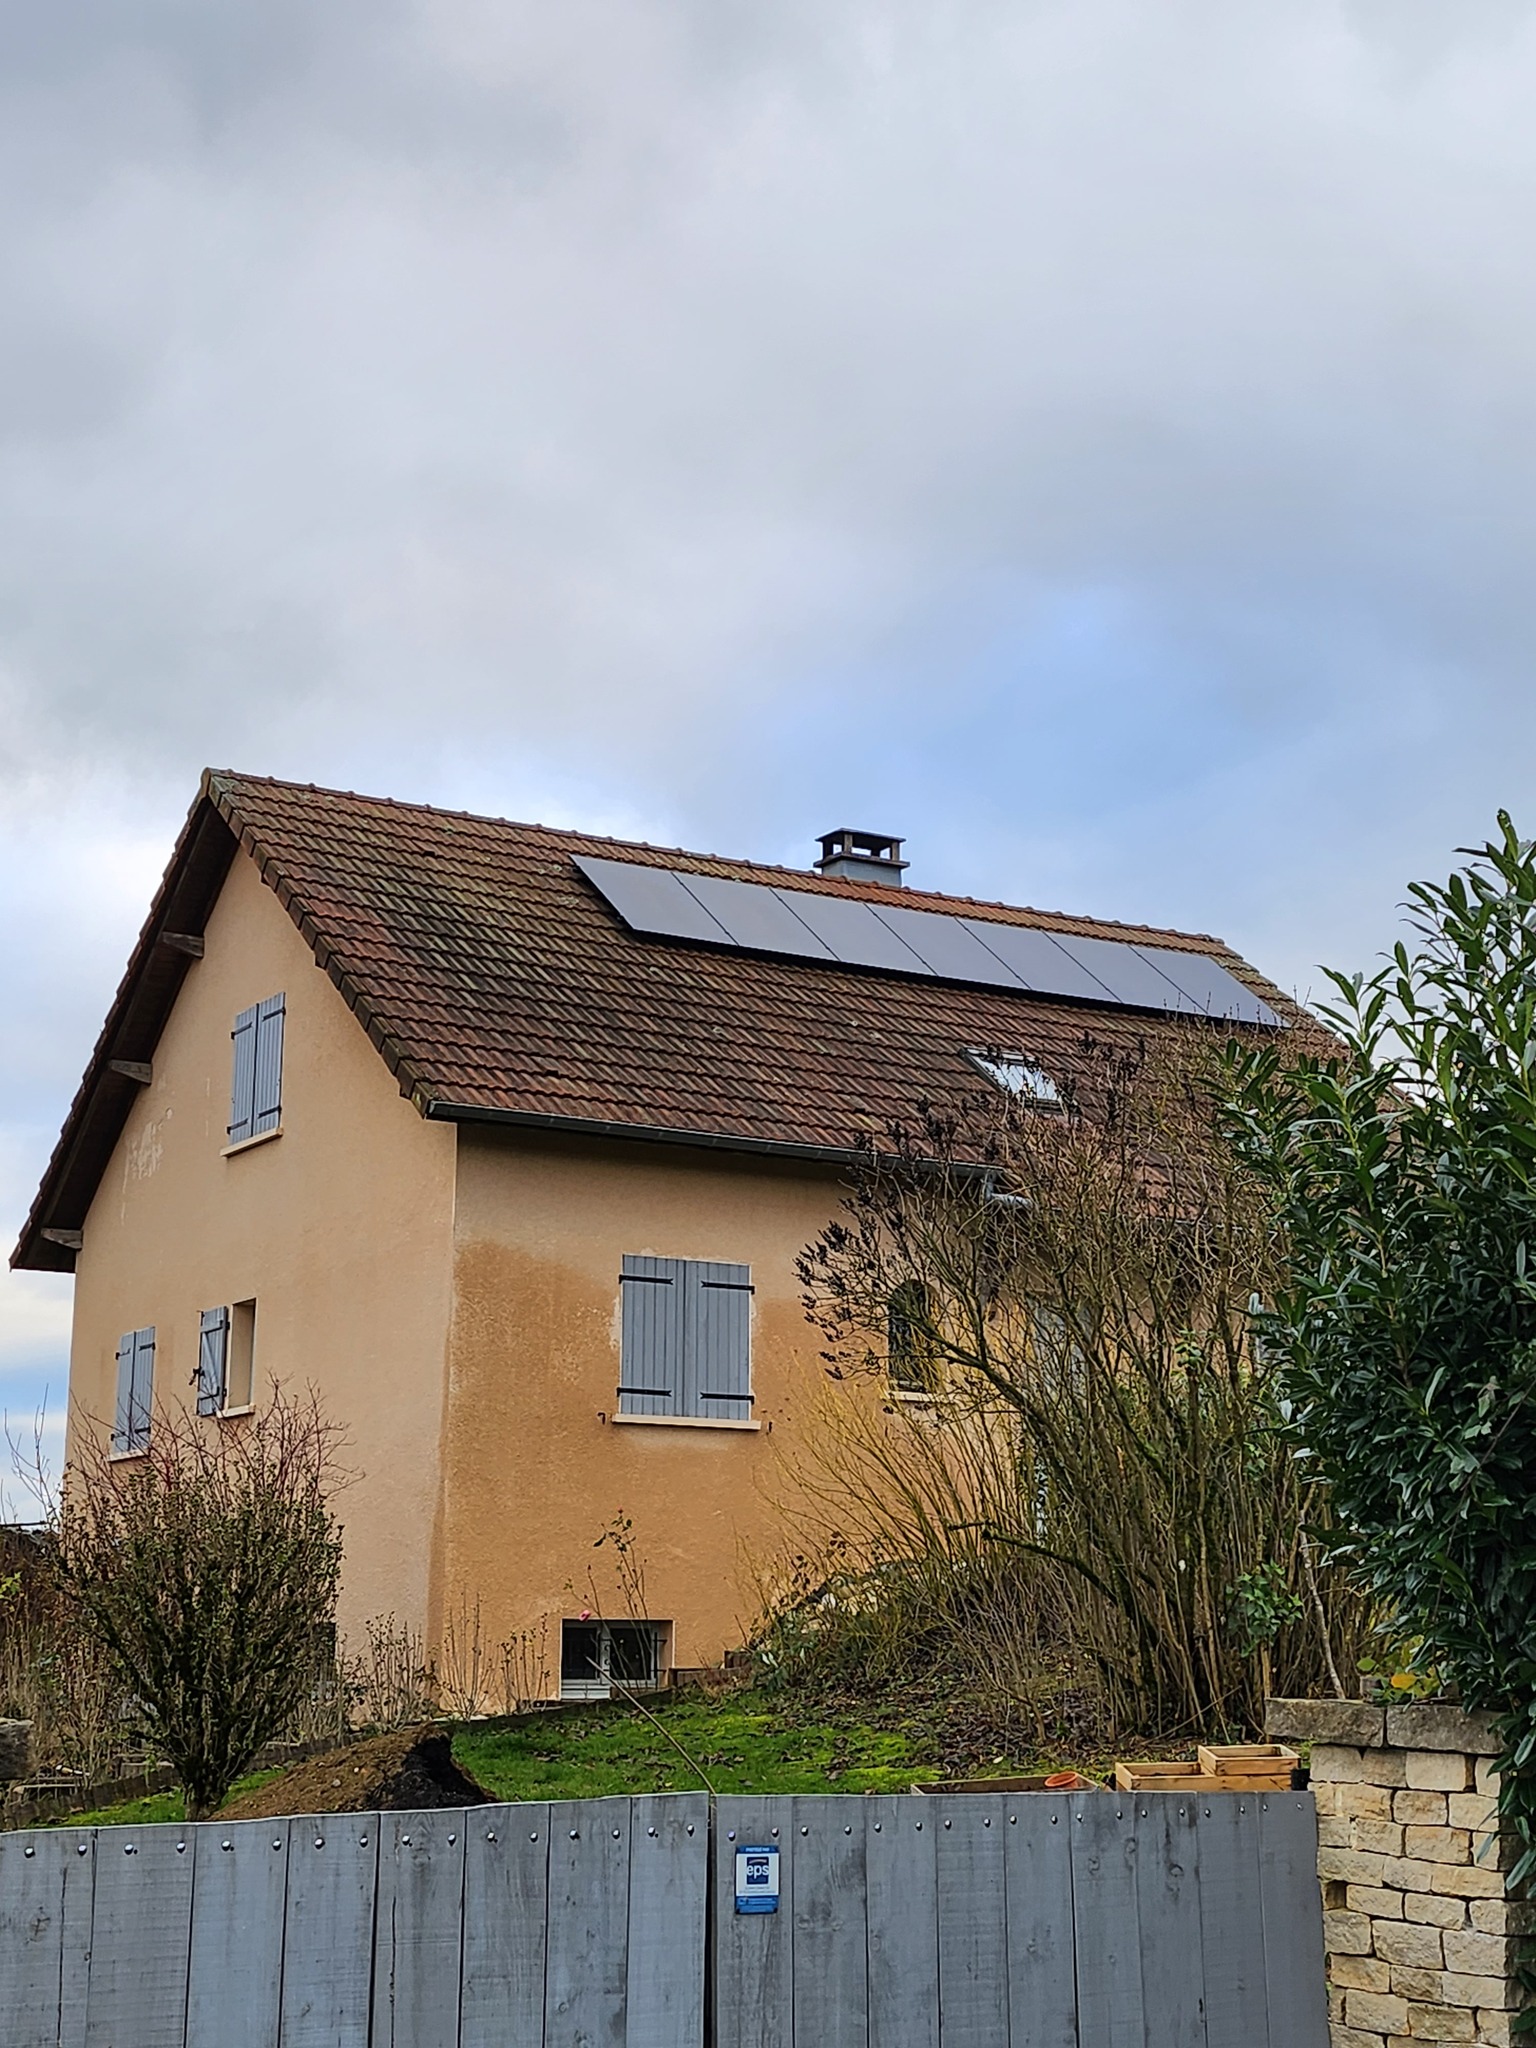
[713,1790,1326,2048]
[0,1788,1325,2047]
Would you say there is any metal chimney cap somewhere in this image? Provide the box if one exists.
[814,829,908,885]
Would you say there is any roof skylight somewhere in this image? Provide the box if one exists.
[966,1051,1061,1104]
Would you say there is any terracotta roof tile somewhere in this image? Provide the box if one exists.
[207,770,1302,1154]
[14,769,1311,1272]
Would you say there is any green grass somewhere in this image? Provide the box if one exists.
[30,1769,283,1830]
[454,1692,943,1801]
[32,1686,1065,1826]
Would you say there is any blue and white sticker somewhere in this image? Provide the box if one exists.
[734,1844,780,1914]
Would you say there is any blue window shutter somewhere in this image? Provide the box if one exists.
[252,994,285,1135]
[229,1005,258,1142]
[128,1328,155,1451]
[688,1263,753,1420]
[618,1257,685,1416]
[197,1307,229,1416]
[112,1333,135,1453]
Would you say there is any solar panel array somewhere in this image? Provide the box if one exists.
[572,855,1283,1027]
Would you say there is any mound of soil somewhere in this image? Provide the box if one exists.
[220,1726,491,1821]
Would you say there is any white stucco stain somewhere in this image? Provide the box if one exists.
[125,1108,171,1182]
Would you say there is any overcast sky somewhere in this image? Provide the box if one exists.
[6,0,1536,1481]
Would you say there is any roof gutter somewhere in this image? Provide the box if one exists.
[421,1098,866,1170]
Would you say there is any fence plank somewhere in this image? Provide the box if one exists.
[792,1796,869,2048]
[1132,1796,1204,2048]
[1194,1791,1269,2048]
[461,1802,550,2048]
[0,1826,80,2048]
[1257,1795,1328,2048]
[83,1822,194,2048]
[713,1796,793,2048]
[278,1812,380,2048]
[372,1809,466,2048]
[1003,1794,1078,2048]
[186,1819,290,2048]
[59,1829,94,2048]
[544,1796,630,2048]
[626,1793,708,2048]
[935,1794,1010,2048]
[1070,1794,1144,2048]
[865,1798,938,2048]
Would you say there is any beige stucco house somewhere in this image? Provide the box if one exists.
[14,772,1295,1696]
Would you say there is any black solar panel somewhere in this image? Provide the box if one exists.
[573,857,733,947]
[770,888,932,974]
[1133,945,1276,1024]
[961,920,1119,1003]
[573,855,1282,1027]
[1050,929,1195,1012]
[678,872,839,961]
[869,901,1028,987]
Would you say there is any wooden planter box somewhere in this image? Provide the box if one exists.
[1114,1745,1299,1794]
[1114,1761,1212,1793]
[1196,1743,1298,1789]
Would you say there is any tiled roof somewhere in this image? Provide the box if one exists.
[14,769,1307,1271]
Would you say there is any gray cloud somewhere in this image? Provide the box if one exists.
[8,0,1536,1405]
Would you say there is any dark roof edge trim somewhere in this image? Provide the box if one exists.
[423,1098,863,1169]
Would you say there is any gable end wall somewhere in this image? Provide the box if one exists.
[66,848,457,1641]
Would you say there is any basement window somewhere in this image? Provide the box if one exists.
[965,1049,1060,1105]
[560,1619,667,1701]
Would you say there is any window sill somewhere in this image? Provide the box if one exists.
[609,1413,760,1432]
[559,1682,666,1701]
[109,1447,149,1463]
[887,1388,963,1414]
[215,1404,255,1420]
[221,1126,282,1158]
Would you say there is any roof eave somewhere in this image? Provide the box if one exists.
[422,1098,866,1169]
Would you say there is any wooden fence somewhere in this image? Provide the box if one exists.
[0,1788,1326,2047]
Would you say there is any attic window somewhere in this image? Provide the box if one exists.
[966,1050,1060,1105]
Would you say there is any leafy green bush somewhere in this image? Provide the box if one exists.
[1224,813,1536,1930]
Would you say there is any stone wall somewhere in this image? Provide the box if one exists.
[1268,1699,1525,2048]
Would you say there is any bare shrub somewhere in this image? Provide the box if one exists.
[782,1030,1366,1742]
[56,1390,345,1818]
[344,1614,435,1732]
[0,1520,145,1785]
[496,1617,551,1713]
[25,1624,131,1784]
[327,1607,552,1733]
[437,1593,491,1719]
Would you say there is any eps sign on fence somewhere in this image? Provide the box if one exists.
[734,1844,780,1914]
